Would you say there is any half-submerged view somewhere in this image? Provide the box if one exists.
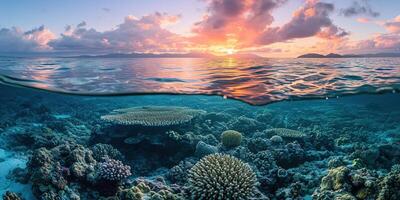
[1,1,400,200]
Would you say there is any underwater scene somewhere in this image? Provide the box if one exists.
[0,56,400,200]
[2,0,400,199]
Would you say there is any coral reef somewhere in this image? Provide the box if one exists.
[188,154,257,200]
[101,106,205,126]
[270,135,283,144]
[194,141,218,157]
[377,167,400,200]
[221,130,242,148]
[2,84,400,200]
[265,128,307,139]
[2,191,22,200]
[91,143,124,161]
[97,157,132,181]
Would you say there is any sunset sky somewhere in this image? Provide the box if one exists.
[1,0,399,57]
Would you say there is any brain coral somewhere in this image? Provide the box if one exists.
[266,128,306,139]
[221,130,242,148]
[188,153,257,200]
[101,106,205,126]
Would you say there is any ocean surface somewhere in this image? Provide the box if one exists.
[0,56,400,200]
[0,56,399,105]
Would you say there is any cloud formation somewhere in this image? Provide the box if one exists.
[0,26,55,52]
[191,0,347,50]
[49,12,185,53]
[1,0,388,55]
[384,16,400,33]
[191,0,287,48]
[257,0,348,45]
[341,0,379,17]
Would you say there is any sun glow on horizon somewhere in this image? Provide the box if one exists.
[202,45,238,56]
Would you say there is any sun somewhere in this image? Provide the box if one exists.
[204,45,238,56]
[225,48,236,55]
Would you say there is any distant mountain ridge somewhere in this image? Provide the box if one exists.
[298,52,400,58]
[68,52,264,59]
[72,52,214,58]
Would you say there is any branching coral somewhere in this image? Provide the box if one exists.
[97,157,132,181]
[101,106,205,126]
[188,153,257,200]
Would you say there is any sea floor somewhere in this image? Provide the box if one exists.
[0,84,400,199]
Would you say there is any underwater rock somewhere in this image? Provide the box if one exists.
[188,154,257,200]
[221,130,242,148]
[101,106,205,126]
[194,141,218,158]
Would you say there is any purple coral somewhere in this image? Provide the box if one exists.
[98,158,132,181]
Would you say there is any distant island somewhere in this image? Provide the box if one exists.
[298,52,400,58]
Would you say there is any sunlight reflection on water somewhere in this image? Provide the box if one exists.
[0,57,399,105]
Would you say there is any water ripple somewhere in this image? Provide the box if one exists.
[0,57,399,105]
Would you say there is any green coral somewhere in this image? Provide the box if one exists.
[117,186,144,200]
[221,130,242,148]
[313,167,379,200]
[116,180,183,200]
[320,166,350,191]
[188,153,257,200]
[377,167,400,200]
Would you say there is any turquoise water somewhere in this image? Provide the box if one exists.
[0,57,400,199]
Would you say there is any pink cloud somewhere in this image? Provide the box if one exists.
[49,12,186,53]
[356,17,371,23]
[191,0,287,47]
[0,26,55,52]
[191,0,348,50]
[384,15,400,33]
[257,0,348,45]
